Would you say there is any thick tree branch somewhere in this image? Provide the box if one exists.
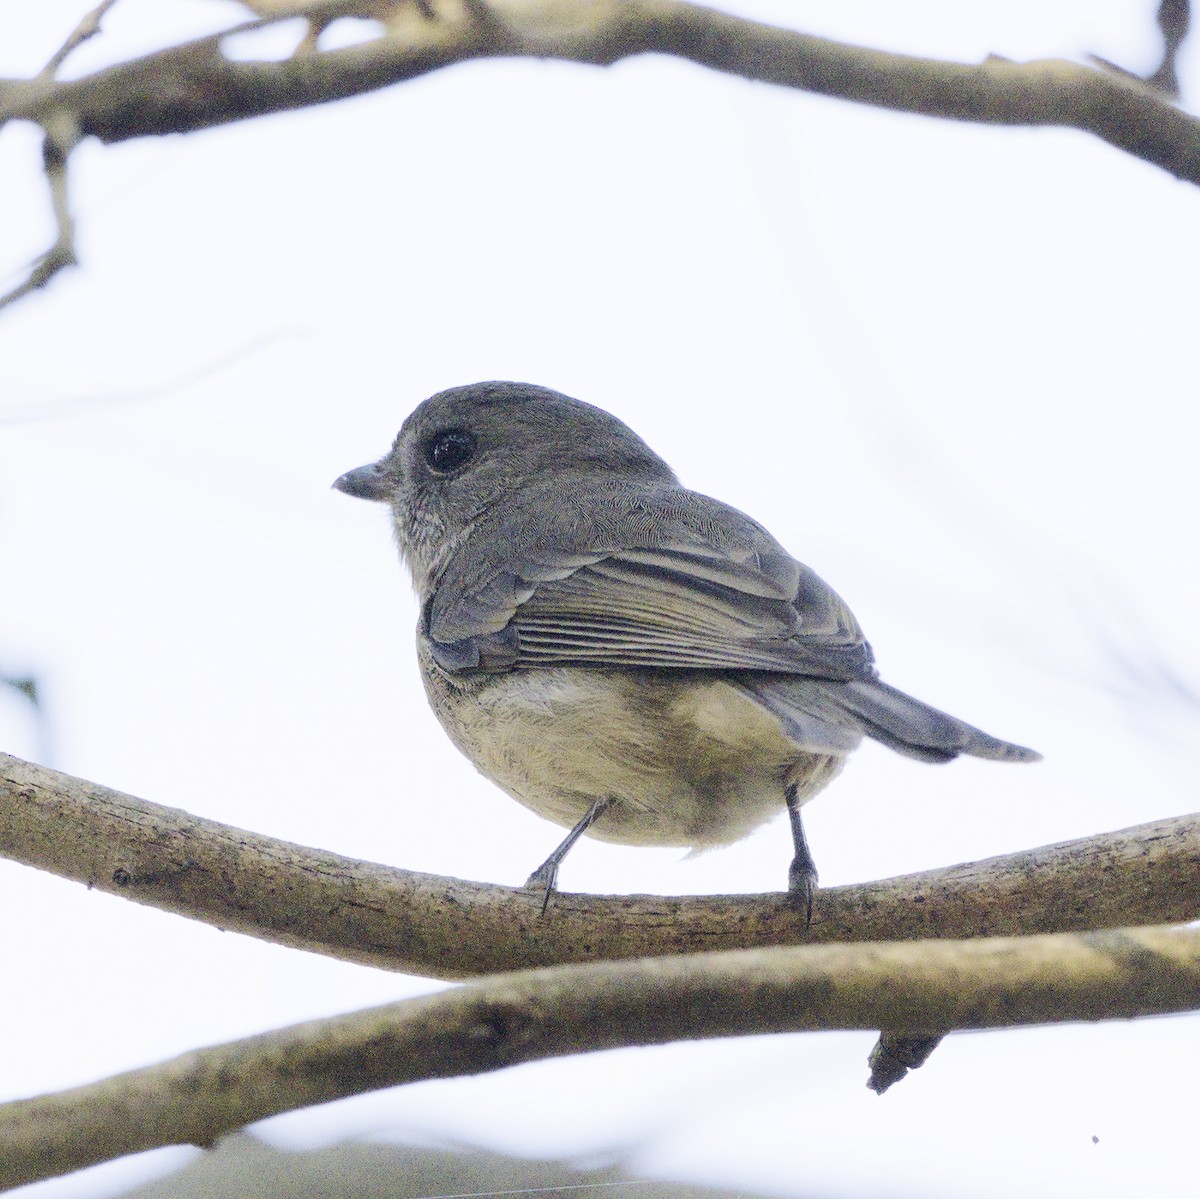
[1,922,1197,1189]
[1,0,1198,183]
[3,752,1198,979]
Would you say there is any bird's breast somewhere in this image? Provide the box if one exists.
[417,636,843,848]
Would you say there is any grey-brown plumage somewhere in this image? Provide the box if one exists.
[335,380,1039,914]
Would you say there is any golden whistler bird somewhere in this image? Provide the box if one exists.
[335,381,1039,916]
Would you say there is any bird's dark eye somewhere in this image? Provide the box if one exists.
[425,430,476,474]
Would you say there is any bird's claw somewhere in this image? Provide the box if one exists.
[787,860,818,928]
[524,862,558,916]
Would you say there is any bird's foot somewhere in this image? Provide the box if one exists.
[787,858,818,927]
[524,861,559,916]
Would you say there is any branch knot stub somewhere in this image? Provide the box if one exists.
[468,997,540,1065]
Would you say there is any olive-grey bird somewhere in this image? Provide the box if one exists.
[335,381,1039,916]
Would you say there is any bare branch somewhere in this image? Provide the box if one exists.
[1149,0,1192,95]
[1,0,1197,183]
[1,0,1195,310]
[2,922,1198,1189]
[38,0,121,80]
[0,113,80,311]
[3,752,1198,979]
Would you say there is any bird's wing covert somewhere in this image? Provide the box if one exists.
[424,482,874,678]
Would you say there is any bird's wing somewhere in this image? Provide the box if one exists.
[423,482,874,679]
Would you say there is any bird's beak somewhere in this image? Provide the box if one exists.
[332,463,395,502]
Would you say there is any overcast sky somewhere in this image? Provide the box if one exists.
[2,2,1198,1197]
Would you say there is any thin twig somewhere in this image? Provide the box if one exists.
[0,330,303,423]
[0,113,81,311]
[3,752,1198,979]
[38,0,121,80]
[1150,0,1192,95]
[1,923,1197,1189]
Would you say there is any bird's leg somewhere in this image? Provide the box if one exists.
[525,797,611,915]
[785,783,819,926]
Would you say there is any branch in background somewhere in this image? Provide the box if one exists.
[1150,0,1192,95]
[1,0,1195,310]
[0,113,81,311]
[0,330,304,423]
[0,0,1197,172]
[230,0,440,53]
[1,922,1197,1189]
[0,677,39,707]
[38,0,122,80]
[0,678,52,771]
[3,752,1198,979]
[0,0,123,307]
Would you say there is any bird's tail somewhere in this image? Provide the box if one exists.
[741,675,1041,764]
[832,678,1040,762]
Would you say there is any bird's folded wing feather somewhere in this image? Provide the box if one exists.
[424,484,874,679]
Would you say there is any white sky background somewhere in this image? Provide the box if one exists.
[1,1,1198,1196]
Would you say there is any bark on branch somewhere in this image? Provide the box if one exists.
[2,0,1198,182]
[2,0,1195,305]
[3,752,1198,979]
[1,922,1197,1189]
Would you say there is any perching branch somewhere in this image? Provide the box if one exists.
[3,752,1198,979]
[2,922,1198,1189]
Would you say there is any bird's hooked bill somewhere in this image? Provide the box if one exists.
[333,463,393,502]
